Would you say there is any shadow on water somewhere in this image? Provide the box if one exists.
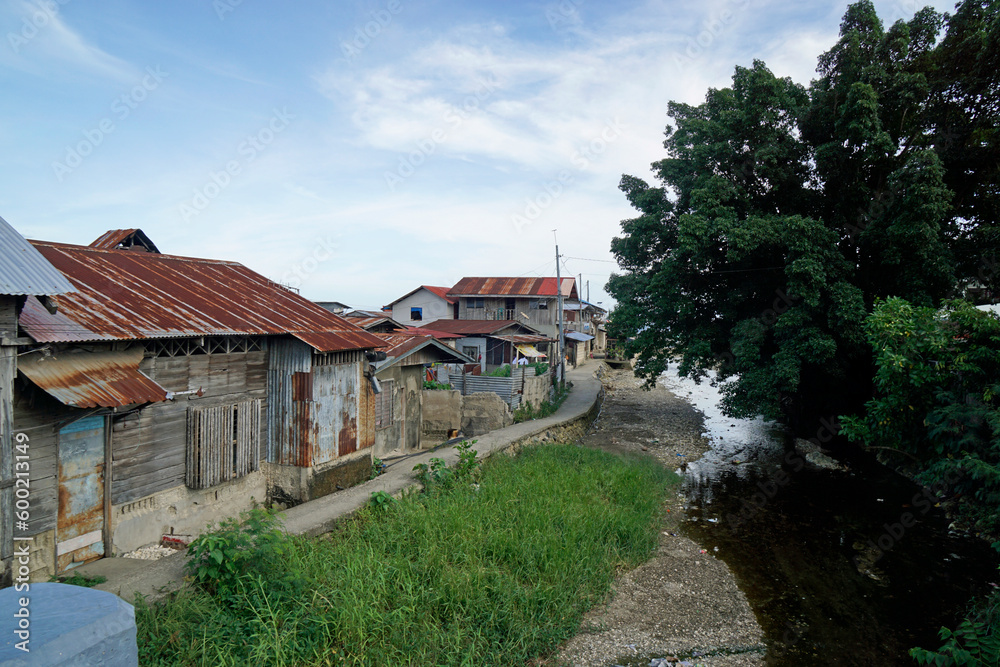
[681,430,998,665]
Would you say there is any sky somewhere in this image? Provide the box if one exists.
[0,0,956,312]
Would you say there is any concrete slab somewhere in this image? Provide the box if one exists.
[73,366,603,602]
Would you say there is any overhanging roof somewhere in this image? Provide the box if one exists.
[373,334,475,371]
[420,319,543,337]
[564,331,594,342]
[18,347,168,408]
[0,216,76,297]
[20,241,383,353]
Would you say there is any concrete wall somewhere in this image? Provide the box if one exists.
[390,289,453,326]
[263,447,372,508]
[421,389,462,441]
[522,371,553,408]
[454,337,487,371]
[461,392,513,436]
[110,470,267,555]
[373,365,424,457]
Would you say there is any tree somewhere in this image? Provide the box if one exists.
[608,1,998,432]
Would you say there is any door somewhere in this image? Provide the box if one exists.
[56,415,106,571]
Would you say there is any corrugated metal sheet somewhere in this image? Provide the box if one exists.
[267,338,313,466]
[373,334,474,371]
[419,319,542,336]
[19,346,167,408]
[564,331,595,342]
[0,216,76,296]
[448,277,577,299]
[21,241,383,353]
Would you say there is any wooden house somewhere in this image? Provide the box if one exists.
[12,230,385,578]
[447,277,578,339]
[418,319,551,373]
[0,216,76,587]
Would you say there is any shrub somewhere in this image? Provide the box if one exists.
[423,380,452,390]
[185,508,295,600]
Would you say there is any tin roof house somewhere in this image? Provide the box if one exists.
[0,215,76,587]
[12,229,384,579]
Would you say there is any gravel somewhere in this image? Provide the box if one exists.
[556,368,766,667]
[121,544,181,561]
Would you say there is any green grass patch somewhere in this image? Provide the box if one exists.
[137,444,678,666]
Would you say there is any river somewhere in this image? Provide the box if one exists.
[662,366,999,665]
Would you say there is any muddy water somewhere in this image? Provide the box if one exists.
[663,369,999,666]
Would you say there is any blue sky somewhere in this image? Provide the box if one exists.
[0,0,953,312]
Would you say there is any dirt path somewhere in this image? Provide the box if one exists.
[555,368,766,667]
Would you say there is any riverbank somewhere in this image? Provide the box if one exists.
[557,368,766,666]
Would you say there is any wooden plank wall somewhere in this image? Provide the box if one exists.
[11,382,69,536]
[111,350,267,504]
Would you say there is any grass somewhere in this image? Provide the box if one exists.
[136,444,678,666]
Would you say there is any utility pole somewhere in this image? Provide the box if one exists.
[555,233,565,387]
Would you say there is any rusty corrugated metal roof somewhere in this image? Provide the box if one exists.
[18,346,168,408]
[0,216,76,296]
[420,319,542,336]
[447,277,577,299]
[405,326,461,339]
[373,334,474,370]
[21,241,384,353]
[90,229,160,253]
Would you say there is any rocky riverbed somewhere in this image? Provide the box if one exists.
[556,367,766,667]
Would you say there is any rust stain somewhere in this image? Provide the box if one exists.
[19,347,167,408]
[338,411,357,457]
[21,240,385,353]
[448,276,577,299]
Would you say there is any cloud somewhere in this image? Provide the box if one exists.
[1,0,136,81]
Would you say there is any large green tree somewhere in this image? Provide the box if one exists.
[607,1,999,431]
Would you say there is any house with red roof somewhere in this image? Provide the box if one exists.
[383,285,458,326]
[447,277,577,340]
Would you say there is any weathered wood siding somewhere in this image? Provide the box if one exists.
[111,349,268,504]
[11,382,68,536]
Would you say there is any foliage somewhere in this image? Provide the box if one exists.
[486,364,512,377]
[529,361,549,376]
[184,508,296,600]
[606,1,1000,431]
[911,586,1000,666]
[413,440,480,494]
[423,380,452,390]
[137,445,678,666]
[368,490,396,511]
[370,457,386,480]
[841,299,1000,534]
[513,383,571,423]
[49,572,107,588]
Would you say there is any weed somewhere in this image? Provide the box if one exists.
[423,380,453,390]
[185,508,295,600]
[514,384,572,423]
[49,572,107,588]
[369,490,396,511]
[137,445,679,666]
[370,457,386,480]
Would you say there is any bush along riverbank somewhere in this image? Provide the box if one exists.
[136,443,679,666]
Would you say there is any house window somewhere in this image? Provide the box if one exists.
[470,298,485,309]
[186,399,261,489]
[375,379,394,429]
[537,300,548,310]
[411,307,423,321]
[462,346,479,360]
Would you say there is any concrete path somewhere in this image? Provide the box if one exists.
[74,365,604,604]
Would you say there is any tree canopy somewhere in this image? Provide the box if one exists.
[607,0,1000,432]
